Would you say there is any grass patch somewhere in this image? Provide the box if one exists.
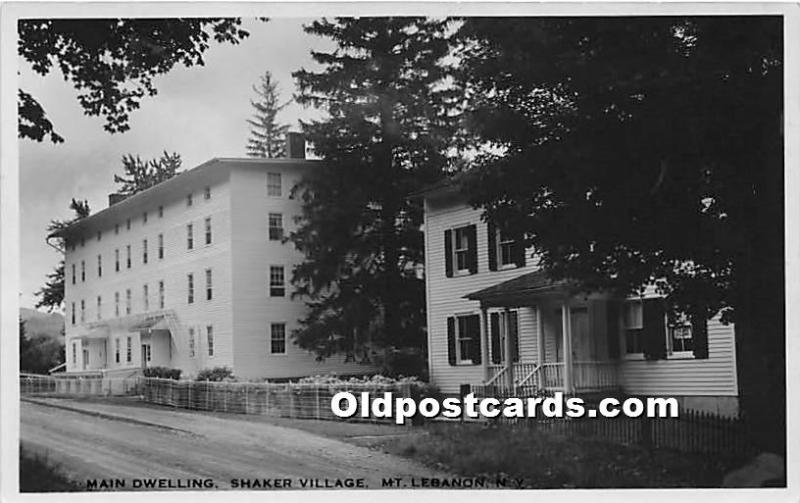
[372,422,741,488]
[19,446,81,492]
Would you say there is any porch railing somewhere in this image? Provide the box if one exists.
[486,360,618,393]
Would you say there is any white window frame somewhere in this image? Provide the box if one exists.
[489,309,518,363]
[114,292,120,317]
[451,225,471,275]
[666,311,695,359]
[267,172,282,197]
[188,328,196,358]
[270,265,285,297]
[187,223,194,250]
[268,213,284,241]
[622,299,644,360]
[206,325,214,357]
[158,280,165,309]
[187,273,194,304]
[454,313,478,365]
[96,296,102,320]
[270,322,287,355]
[143,284,149,312]
[204,217,212,245]
[158,233,164,259]
[205,268,213,301]
[496,228,516,269]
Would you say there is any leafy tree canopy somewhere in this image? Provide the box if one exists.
[246,71,290,158]
[114,151,182,196]
[290,17,462,360]
[18,18,259,143]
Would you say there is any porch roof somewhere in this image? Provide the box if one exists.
[463,270,568,307]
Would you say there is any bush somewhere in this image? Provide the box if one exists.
[142,366,182,380]
[295,373,438,397]
[19,447,81,492]
[195,366,236,382]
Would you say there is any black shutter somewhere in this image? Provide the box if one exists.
[487,221,498,271]
[510,311,520,362]
[444,230,453,278]
[642,299,667,360]
[447,317,456,365]
[512,234,526,268]
[490,313,501,364]
[691,311,709,359]
[467,314,482,365]
[466,225,478,274]
[606,301,621,359]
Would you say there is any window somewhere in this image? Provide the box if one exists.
[447,314,481,365]
[187,224,194,250]
[668,312,694,354]
[115,249,120,272]
[71,263,76,284]
[205,217,212,245]
[623,300,644,354]
[187,193,193,207]
[96,296,102,320]
[142,239,148,264]
[115,292,120,317]
[126,336,132,362]
[71,302,76,325]
[72,343,77,365]
[158,280,165,309]
[204,186,211,200]
[97,255,102,277]
[454,227,470,272]
[205,269,213,301]
[188,328,196,358]
[126,218,131,231]
[269,266,285,297]
[267,172,281,196]
[207,326,214,357]
[158,234,164,259]
[143,284,149,311]
[115,223,119,235]
[125,289,132,315]
[158,206,164,218]
[115,338,120,363]
[268,213,283,241]
[497,230,515,267]
[126,245,131,269]
[270,323,286,354]
[80,260,85,282]
[143,344,152,363]
[187,273,194,304]
[143,211,148,224]
[80,299,85,323]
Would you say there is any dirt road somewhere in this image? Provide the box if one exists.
[20,398,448,491]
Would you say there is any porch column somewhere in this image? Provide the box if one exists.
[561,300,573,394]
[504,307,514,392]
[480,306,490,383]
[537,304,545,369]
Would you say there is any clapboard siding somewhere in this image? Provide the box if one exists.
[424,195,540,393]
[424,192,739,398]
[619,315,738,396]
[230,163,379,380]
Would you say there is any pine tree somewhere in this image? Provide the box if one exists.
[290,18,461,361]
[36,199,90,312]
[113,151,182,196]
[246,71,290,158]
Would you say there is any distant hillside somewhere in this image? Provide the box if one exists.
[20,308,64,342]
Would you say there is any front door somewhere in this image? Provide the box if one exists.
[571,307,592,361]
[141,344,151,368]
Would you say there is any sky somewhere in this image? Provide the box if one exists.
[19,18,332,310]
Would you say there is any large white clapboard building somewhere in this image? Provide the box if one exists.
[52,136,376,380]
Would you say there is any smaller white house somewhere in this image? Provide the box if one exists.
[51,135,378,381]
[420,179,739,417]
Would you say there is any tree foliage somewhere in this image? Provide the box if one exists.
[113,151,182,196]
[290,18,462,359]
[18,18,258,143]
[20,318,65,374]
[246,71,290,158]
[458,17,783,450]
[35,199,91,312]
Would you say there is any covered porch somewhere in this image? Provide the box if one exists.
[465,270,621,395]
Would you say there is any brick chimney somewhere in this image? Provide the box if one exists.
[286,132,306,159]
[108,193,129,206]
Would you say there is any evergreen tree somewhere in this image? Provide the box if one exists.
[290,18,461,360]
[36,199,90,311]
[113,151,182,195]
[246,71,290,158]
